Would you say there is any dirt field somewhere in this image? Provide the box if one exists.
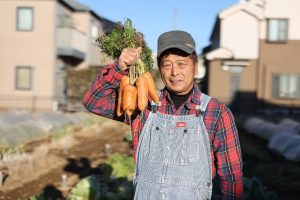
[239,126,300,200]
[0,114,300,200]
[0,117,131,200]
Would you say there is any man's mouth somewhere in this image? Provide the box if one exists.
[170,79,182,84]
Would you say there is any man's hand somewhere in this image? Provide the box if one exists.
[117,47,142,71]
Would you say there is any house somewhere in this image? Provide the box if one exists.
[203,0,300,113]
[0,0,115,111]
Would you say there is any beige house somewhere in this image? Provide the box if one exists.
[203,0,300,113]
[0,0,114,111]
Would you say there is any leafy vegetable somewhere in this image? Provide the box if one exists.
[105,153,134,180]
[96,18,153,72]
[67,175,102,200]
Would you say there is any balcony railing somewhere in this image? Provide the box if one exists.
[56,27,86,60]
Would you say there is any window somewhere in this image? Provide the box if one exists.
[272,74,300,98]
[17,7,33,31]
[267,19,288,43]
[16,67,32,90]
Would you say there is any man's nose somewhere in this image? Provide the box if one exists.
[171,65,179,76]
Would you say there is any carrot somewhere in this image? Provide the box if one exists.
[143,71,159,104]
[122,85,137,117]
[117,76,130,116]
[136,75,149,112]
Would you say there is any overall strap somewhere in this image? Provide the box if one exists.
[195,93,211,117]
[199,93,211,112]
[151,91,162,113]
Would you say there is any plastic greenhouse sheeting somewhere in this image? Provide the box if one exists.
[244,118,278,140]
[268,132,300,162]
[0,111,83,147]
[279,118,300,134]
[243,117,298,141]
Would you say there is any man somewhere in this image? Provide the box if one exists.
[83,30,243,199]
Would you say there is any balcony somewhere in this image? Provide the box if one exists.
[56,27,86,61]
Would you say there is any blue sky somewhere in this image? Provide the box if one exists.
[77,0,238,54]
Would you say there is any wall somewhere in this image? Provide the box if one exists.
[258,40,300,107]
[222,10,260,59]
[0,0,56,110]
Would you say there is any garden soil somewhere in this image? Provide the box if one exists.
[0,114,300,200]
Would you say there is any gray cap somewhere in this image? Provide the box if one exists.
[157,30,195,58]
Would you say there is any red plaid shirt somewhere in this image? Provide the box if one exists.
[83,64,243,199]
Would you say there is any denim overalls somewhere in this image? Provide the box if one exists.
[134,93,212,200]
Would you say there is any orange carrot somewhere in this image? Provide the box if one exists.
[136,75,149,112]
[143,71,159,104]
[122,85,137,117]
[117,76,130,116]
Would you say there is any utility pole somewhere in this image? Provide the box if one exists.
[173,7,177,30]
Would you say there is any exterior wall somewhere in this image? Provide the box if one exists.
[208,60,230,103]
[89,16,107,67]
[71,12,90,69]
[208,60,257,106]
[71,12,112,69]
[221,11,260,59]
[260,0,300,40]
[56,3,87,63]
[258,39,300,107]
[0,0,56,111]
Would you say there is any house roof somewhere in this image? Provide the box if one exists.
[209,1,265,42]
[60,0,90,11]
[219,3,264,20]
[205,47,234,60]
[58,0,115,25]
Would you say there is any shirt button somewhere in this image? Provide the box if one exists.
[156,127,159,130]
[184,129,188,133]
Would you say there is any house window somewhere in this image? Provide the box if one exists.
[267,19,288,43]
[17,7,34,31]
[272,74,300,98]
[16,67,32,90]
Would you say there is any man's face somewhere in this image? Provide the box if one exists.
[159,49,197,95]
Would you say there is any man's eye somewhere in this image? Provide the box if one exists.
[162,64,171,69]
[178,63,187,68]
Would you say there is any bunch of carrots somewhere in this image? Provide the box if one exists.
[97,18,159,117]
[117,62,159,117]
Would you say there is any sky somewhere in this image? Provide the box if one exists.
[76,0,238,54]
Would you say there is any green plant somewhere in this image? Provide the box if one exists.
[51,125,71,141]
[0,145,26,156]
[28,194,47,200]
[67,175,102,200]
[83,117,97,128]
[105,153,134,180]
[96,18,153,72]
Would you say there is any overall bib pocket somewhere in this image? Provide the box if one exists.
[147,126,200,165]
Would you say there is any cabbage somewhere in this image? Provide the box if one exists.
[67,175,102,200]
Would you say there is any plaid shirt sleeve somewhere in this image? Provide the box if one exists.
[82,64,128,121]
[214,103,243,199]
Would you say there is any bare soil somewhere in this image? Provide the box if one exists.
[0,118,131,200]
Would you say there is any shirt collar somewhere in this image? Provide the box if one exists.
[161,82,202,109]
